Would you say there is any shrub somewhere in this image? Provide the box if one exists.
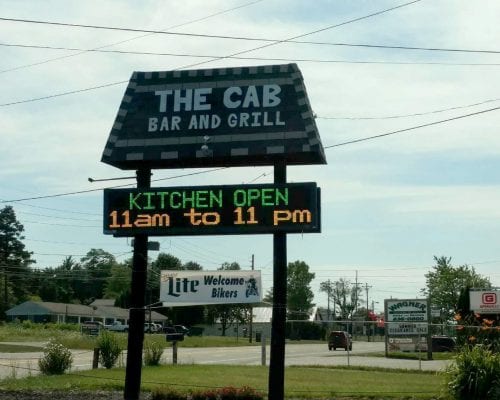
[152,386,264,400]
[144,340,164,366]
[151,387,185,400]
[96,330,122,369]
[445,344,500,399]
[38,339,73,375]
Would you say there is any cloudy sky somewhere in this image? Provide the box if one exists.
[1,0,499,312]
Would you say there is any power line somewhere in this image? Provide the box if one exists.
[172,0,424,71]
[0,0,423,108]
[0,168,227,203]
[0,0,264,74]
[1,107,498,204]
[317,98,500,120]
[6,2,500,55]
[324,106,500,149]
[3,42,499,67]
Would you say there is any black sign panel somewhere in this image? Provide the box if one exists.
[101,64,326,170]
[103,183,320,236]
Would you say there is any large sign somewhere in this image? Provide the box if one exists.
[101,63,326,169]
[470,290,500,314]
[385,299,429,336]
[103,182,320,236]
[160,270,262,306]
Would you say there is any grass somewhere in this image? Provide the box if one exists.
[0,364,445,399]
[356,351,455,361]
[0,323,260,350]
[0,343,43,353]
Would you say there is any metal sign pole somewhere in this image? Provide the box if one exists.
[124,168,150,400]
[268,161,287,400]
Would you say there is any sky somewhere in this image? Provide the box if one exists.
[0,0,499,314]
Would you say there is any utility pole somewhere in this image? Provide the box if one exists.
[365,283,372,342]
[249,254,254,343]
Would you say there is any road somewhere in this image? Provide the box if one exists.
[0,340,451,380]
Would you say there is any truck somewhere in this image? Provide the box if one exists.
[105,321,129,332]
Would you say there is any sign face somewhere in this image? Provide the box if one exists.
[101,63,326,170]
[387,323,428,336]
[160,270,262,306]
[385,299,428,335]
[103,182,320,236]
[470,290,500,314]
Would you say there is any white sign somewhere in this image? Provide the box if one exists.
[470,290,500,314]
[387,322,428,336]
[386,299,428,322]
[160,270,262,306]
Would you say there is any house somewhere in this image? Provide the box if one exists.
[6,300,168,326]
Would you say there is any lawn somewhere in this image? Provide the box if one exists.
[0,364,445,399]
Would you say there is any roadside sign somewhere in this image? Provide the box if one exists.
[103,182,320,236]
[101,63,326,170]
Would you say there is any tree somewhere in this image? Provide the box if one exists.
[104,259,132,301]
[0,206,34,317]
[332,278,362,320]
[421,256,491,322]
[287,260,315,320]
[74,249,117,304]
[319,280,335,320]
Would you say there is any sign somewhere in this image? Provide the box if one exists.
[470,290,500,314]
[101,63,326,170]
[103,182,320,236]
[387,322,428,336]
[386,299,429,323]
[385,299,429,336]
[160,270,262,306]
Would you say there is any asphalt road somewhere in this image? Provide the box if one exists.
[0,340,451,380]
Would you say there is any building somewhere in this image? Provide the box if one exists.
[6,300,168,326]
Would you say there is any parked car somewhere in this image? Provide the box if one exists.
[105,321,129,332]
[144,322,161,333]
[419,335,456,352]
[328,330,352,351]
[174,325,190,336]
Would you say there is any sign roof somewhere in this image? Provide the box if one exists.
[101,63,326,170]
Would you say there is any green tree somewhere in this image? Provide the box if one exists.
[73,249,117,304]
[422,256,491,322]
[0,206,34,317]
[287,260,315,320]
[104,259,132,301]
[319,280,335,320]
[332,278,362,320]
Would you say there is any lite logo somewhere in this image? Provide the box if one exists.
[164,277,200,297]
[482,292,497,304]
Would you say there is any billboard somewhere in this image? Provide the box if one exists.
[470,290,500,314]
[103,182,320,236]
[160,270,262,306]
[385,299,429,336]
[101,63,326,170]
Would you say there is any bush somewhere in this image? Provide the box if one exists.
[96,330,122,369]
[144,340,164,366]
[38,339,73,375]
[152,386,264,400]
[445,344,500,399]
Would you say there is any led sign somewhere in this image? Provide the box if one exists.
[103,183,320,236]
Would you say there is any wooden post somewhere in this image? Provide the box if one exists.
[268,161,287,400]
[124,168,150,400]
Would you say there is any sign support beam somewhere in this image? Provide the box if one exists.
[124,168,150,400]
[268,160,287,400]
